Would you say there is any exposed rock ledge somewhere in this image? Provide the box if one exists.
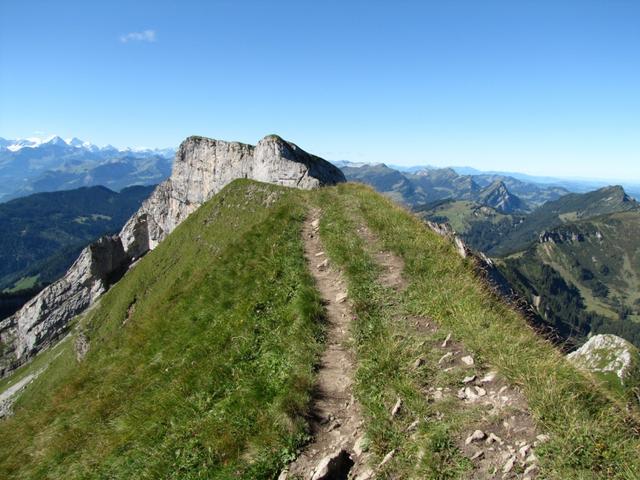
[567,334,639,384]
[0,135,345,376]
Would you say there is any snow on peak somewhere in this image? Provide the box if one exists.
[1,134,174,156]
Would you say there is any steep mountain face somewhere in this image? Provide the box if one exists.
[477,180,527,213]
[0,135,344,375]
[0,185,154,294]
[0,136,173,201]
[499,210,640,346]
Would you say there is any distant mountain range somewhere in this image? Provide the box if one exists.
[418,185,640,347]
[0,136,174,201]
[336,161,569,212]
[452,166,640,199]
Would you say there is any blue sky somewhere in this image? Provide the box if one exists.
[1,0,639,180]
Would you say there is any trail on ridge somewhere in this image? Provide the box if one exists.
[284,210,363,480]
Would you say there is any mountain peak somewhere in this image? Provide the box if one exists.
[479,180,526,213]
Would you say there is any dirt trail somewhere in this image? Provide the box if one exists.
[283,210,364,480]
[355,222,543,479]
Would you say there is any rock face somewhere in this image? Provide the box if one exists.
[0,135,345,375]
[567,334,639,384]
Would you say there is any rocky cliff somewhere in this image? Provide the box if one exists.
[0,135,345,375]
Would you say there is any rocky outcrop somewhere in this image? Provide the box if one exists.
[567,334,639,384]
[0,135,345,375]
[538,227,603,245]
[0,236,128,374]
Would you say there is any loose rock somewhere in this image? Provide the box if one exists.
[465,430,486,445]
[502,455,516,474]
[390,398,402,418]
[311,449,354,480]
[438,352,453,364]
[462,374,476,384]
[378,449,396,468]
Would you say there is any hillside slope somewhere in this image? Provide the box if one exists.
[0,185,154,293]
[1,181,639,479]
[489,185,638,256]
[499,210,640,347]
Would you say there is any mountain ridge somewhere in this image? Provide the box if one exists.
[0,134,344,375]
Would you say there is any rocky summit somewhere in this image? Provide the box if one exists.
[0,135,344,375]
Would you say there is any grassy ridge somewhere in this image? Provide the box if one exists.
[1,180,639,479]
[0,180,324,479]
[316,187,476,478]
[330,183,639,479]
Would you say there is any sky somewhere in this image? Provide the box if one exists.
[1,0,639,180]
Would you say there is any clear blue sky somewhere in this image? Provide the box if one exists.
[1,0,639,180]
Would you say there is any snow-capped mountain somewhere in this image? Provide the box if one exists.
[1,135,172,156]
[0,135,176,201]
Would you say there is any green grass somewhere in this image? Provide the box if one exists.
[317,183,640,479]
[2,180,639,479]
[0,180,324,479]
[315,188,476,478]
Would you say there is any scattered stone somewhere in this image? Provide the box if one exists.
[315,251,325,257]
[433,390,444,400]
[311,219,320,229]
[464,387,478,401]
[470,450,484,460]
[391,398,402,418]
[526,453,538,463]
[74,332,90,362]
[502,456,516,474]
[480,371,497,383]
[353,435,367,456]
[457,388,467,400]
[413,357,425,369]
[519,444,530,458]
[536,434,550,443]
[462,374,476,384]
[441,333,452,348]
[474,386,487,397]
[317,259,329,271]
[378,449,396,468]
[277,469,288,480]
[465,430,486,445]
[335,292,348,303]
[407,419,420,431]
[438,352,453,364]
[327,420,341,431]
[486,433,504,445]
[311,449,354,480]
[524,464,539,476]
[461,355,474,366]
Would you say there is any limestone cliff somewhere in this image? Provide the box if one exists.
[0,135,345,375]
